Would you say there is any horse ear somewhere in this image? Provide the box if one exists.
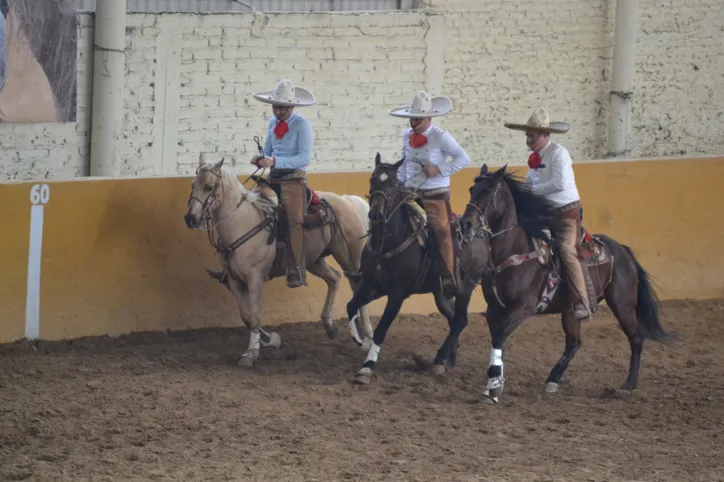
[393,157,405,169]
[214,157,225,171]
[199,152,207,166]
[480,163,488,175]
[375,152,381,167]
[493,163,508,183]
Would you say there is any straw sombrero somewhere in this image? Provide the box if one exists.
[251,79,315,107]
[389,91,452,118]
[504,107,570,134]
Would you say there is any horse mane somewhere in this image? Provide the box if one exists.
[207,164,279,215]
[499,172,570,243]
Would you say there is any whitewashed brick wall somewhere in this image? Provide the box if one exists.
[631,0,724,158]
[429,0,724,164]
[0,0,722,181]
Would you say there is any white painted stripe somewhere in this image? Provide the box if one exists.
[25,205,44,340]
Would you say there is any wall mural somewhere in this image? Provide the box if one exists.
[0,0,77,123]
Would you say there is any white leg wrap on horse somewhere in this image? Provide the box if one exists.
[489,347,503,376]
[348,314,364,345]
[365,342,381,364]
[249,330,261,351]
[486,376,503,390]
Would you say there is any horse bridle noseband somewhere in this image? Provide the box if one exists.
[462,182,513,244]
[188,165,223,229]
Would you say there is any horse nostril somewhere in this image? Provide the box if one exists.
[184,213,196,228]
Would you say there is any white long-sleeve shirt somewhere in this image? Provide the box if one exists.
[524,140,581,207]
[397,124,471,190]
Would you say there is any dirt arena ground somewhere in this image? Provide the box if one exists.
[1,299,723,482]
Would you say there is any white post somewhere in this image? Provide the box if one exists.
[606,0,639,159]
[26,184,51,340]
[89,0,127,177]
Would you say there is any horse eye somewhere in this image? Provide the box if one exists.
[204,185,213,192]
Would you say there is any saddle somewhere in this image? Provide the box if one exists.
[266,182,336,279]
[532,225,612,314]
[400,201,463,290]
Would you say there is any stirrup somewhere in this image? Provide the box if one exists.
[440,275,457,297]
[206,268,228,285]
[285,268,307,288]
[573,300,592,320]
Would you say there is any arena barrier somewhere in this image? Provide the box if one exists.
[1,156,723,343]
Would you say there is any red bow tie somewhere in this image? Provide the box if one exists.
[409,133,428,148]
[274,120,289,140]
[528,152,542,169]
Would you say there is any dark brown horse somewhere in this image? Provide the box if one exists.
[438,164,675,403]
[345,153,468,384]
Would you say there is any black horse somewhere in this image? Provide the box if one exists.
[345,153,470,384]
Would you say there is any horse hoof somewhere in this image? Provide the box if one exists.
[237,355,256,368]
[261,332,282,349]
[480,393,499,405]
[616,386,634,397]
[325,325,340,340]
[353,367,372,385]
[544,382,559,393]
[237,349,259,368]
[430,364,446,376]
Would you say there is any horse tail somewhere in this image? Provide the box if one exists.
[342,194,370,233]
[621,244,677,345]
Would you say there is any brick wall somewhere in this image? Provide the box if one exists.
[631,0,724,158]
[0,1,722,180]
[429,0,724,164]
[429,0,614,165]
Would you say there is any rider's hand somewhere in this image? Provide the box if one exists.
[250,155,262,166]
[257,156,275,168]
[423,165,441,177]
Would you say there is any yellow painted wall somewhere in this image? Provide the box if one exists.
[1,157,723,343]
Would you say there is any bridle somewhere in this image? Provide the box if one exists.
[461,181,514,244]
[187,165,271,254]
[187,165,224,231]
[366,172,425,260]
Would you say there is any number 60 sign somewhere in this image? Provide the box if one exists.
[30,184,50,205]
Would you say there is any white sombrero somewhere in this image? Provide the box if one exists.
[504,107,570,134]
[251,79,315,107]
[389,91,452,118]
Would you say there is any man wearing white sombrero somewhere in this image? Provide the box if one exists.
[250,79,315,288]
[390,91,471,297]
[504,107,591,320]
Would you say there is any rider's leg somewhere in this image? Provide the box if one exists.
[280,179,307,288]
[558,215,590,320]
[421,195,457,297]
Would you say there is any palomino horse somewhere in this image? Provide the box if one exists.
[345,153,470,384]
[442,164,675,403]
[184,154,373,366]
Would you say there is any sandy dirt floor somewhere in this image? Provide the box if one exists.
[1,299,723,482]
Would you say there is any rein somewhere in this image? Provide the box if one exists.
[188,165,275,256]
[461,183,515,244]
[463,180,545,308]
[365,161,430,259]
[367,185,425,261]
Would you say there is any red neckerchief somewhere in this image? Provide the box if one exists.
[409,133,428,148]
[274,120,289,140]
[528,151,542,169]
